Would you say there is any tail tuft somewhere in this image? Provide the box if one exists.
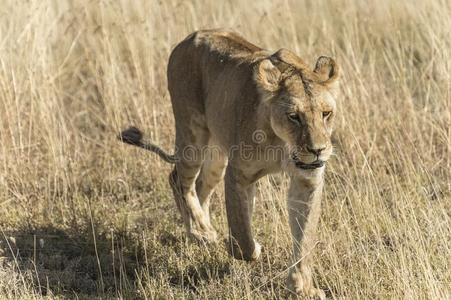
[118,126,143,146]
[118,126,176,163]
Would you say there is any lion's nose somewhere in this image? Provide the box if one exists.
[306,146,326,156]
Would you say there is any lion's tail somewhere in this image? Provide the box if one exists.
[118,126,176,164]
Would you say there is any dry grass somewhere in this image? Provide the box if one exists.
[0,0,450,299]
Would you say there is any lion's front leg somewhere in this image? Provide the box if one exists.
[224,165,261,261]
[286,173,325,299]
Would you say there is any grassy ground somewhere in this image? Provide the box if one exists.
[0,0,449,299]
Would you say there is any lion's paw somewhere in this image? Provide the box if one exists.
[189,227,218,244]
[287,271,325,299]
[226,238,262,261]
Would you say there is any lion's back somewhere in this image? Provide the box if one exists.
[167,29,264,115]
[166,29,270,150]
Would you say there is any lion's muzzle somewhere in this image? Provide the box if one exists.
[291,153,326,170]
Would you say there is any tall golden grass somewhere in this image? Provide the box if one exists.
[0,0,449,298]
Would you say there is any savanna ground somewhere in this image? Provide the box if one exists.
[0,0,450,299]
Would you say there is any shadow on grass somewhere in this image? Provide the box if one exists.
[0,225,232,297]
[0,225,140,297]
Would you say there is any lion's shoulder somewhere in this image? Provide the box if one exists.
[192,29,264,58]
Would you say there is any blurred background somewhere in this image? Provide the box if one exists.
[0,0,449,298]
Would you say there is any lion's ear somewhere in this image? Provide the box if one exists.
[254,59,281,93]
[314,56,340,94]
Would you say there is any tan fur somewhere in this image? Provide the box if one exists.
[120,29,339,298]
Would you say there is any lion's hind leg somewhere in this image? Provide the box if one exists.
[195,147,227,223]
[169,125,218,243]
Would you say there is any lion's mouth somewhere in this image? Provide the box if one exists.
[292,154,325,170]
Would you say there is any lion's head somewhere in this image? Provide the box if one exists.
[255,49,340,172]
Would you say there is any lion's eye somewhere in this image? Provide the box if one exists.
[323,111,332,119]
[287,113,301,124]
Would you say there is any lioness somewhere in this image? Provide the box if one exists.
[120,29,339,298]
